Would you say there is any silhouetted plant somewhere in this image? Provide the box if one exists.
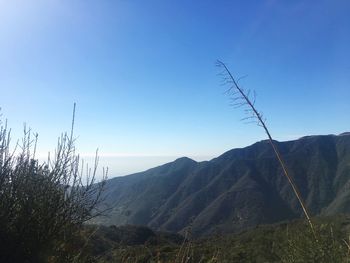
[0,104,107,262]
[216,60,314,233]
[216,61,350,262]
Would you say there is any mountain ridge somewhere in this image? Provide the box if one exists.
[96,133,350,236]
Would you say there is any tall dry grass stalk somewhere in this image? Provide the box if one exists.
[175,228,193,263]
[216,60,315,235]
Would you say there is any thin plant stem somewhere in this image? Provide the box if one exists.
[216,60,315,235]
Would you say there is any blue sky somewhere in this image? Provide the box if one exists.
[0,0,349,176]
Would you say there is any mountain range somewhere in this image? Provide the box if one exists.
[95,133,350,237]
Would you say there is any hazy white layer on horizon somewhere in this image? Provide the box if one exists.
[37,155,215,180]
[100,155,214,177]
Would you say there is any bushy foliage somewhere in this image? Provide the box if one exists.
[0,112,107,262]
[280,223,350,263]
[86,218,350,263]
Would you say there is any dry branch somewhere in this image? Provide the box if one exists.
[216,60,315,234]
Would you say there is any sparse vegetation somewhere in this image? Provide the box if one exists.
[0,105,107,262]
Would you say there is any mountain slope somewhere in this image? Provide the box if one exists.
[96,133,350,236]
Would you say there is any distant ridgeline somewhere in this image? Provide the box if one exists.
[94,133,350,237]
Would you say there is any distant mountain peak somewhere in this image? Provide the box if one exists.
[173,157,196,163]
[339,132,350,136]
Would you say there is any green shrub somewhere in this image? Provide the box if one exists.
[280,223,350,263]
[0,108,107,262]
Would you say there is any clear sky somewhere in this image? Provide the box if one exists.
[0,0,349,177]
